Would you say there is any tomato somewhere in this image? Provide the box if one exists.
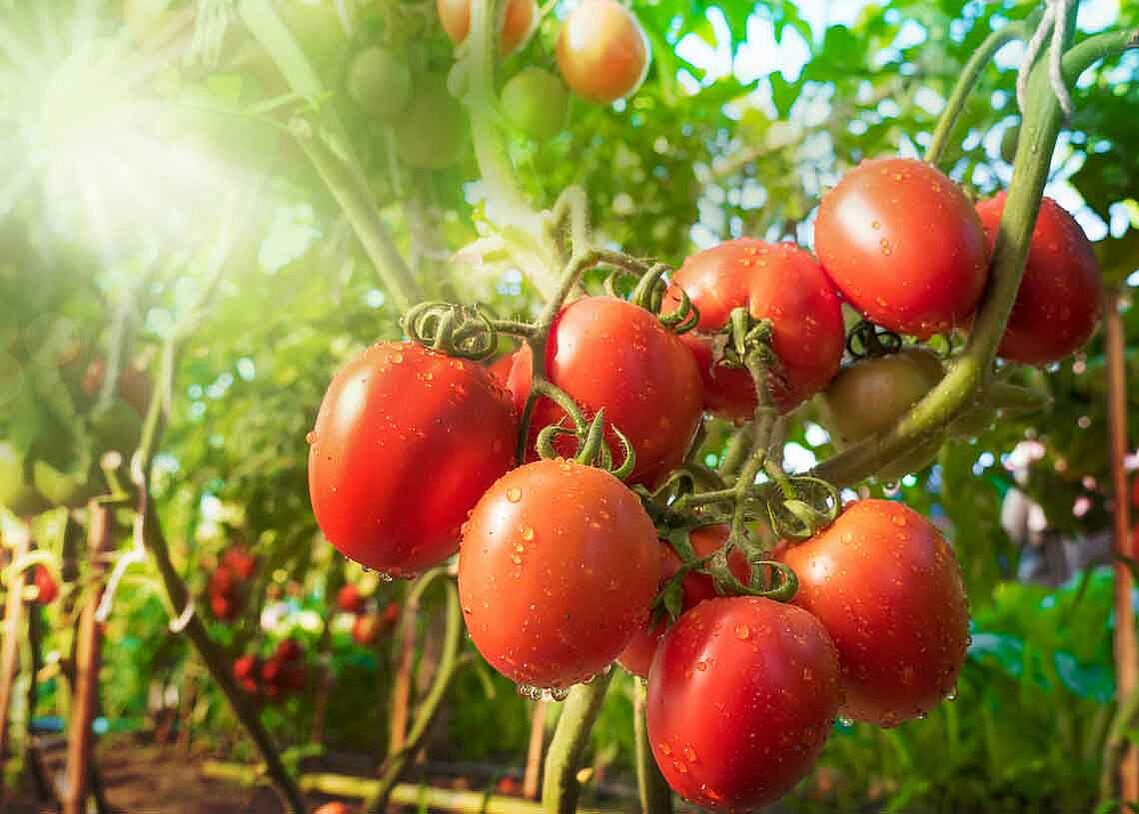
[275,638,303,663]
[665,239,845,420]
[314,804,353,814]
[345,46,412,119]
[0,442,49,518]
[352,613,384,646]
[381,600,401,625]
[31,566,58,605]
[308,341,517,577]
[820,347,945,480]
[233,654,262,694]
[505,297,704,487]
[393,78,467,169]
[618,525,750,678]
[500,68,569,139]
[815,158,989,338]
[779,500,970,726]
[208,566,242,622]
[646,597,842,810]
[436,0,538,56]
[221,546,257,580]
[555,0,650,104]
[496,776,522,796]
[974,193,1101,364]
[458,458,659,690]
[337,584,364,613]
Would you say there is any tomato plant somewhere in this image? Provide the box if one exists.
[779,500,970,726]
[815,158,989,338]
[975,193,1101,364]
[458,457,659,691]
[555,0,650,105]
[393,78,468,170]
[666,239,845,419]
[646,596,843,810]
[308,341,517,577]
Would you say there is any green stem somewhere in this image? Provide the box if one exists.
[366,577,464,813]
[633,679,672,814]
[815,23,1139,489]
[541,673,613,814]
[1101,682,1139,804]
[925,18,1033,167]
[290,119,421,312]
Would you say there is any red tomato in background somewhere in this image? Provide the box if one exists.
[665,239,845,420]
[974,193,1101,364]
[221,546,257,580]
[233,654,261,693]
[308,341,517,577]
[313,803,354,814]
[815,158,989,338]
[504,297,704,487]
[352,613,384,646]
[336,584,364,614]
[31,565,58,605]
[618,525,750,678]
[459,458,659,690]
[555,0,649,104]
[436,0,537,55]
[647,597,842,810]
[779,500,970,726]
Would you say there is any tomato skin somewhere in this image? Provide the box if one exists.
[666,239,845,420]
[618,525,749,678]
[345,46,412,119]
[975,193,1101,364]
[458,458,659,689]
[308,341,517,577]
[555,0,650,104]
[221,546,257,580]
[32,566,58,605]
[500,67,569,139]
[815,158,988,338]
[337,584,364,614]
[314,803,353,814]
[506,297,704,487]
[779,500,970,726]
[233,654,262,694]
[352,613,384,646]
[646,597,842,810]
[436,0,538,55]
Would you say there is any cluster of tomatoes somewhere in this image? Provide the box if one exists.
[336,583,401,647]
[207,545,258,623]
[233,638,307,701]
[306,153,1098,809]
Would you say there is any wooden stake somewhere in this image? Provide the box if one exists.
[1106,286,1139,803]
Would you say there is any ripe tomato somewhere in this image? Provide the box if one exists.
[221,546,257,580]
[308,341,517,577]
[459,458,659,690]
[555,0,650,104]
[779,500,970,726]
[393,78,467,169]
[437,0,538,56]
[345,46,411,119]
[504,297,704,487]
[314,804,354,814]
[815,158,988,338]
[820,347,945,480]
[32,566,58,605]
[647,597,842,810]
[618,525,750,678]
[975,193,1101,364]
[501,68,569,139]
[665,239,845,420]
[336,584,364,613]
[352,613,383,646]
[233,654,262,694]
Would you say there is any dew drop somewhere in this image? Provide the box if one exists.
[734,624,750,640]
[305,431,317,444]
[520,526,535,541]
[506,487,522,503]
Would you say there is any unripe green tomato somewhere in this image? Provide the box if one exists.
[32,460,100,510]
[0,442,49,518]
[1000,124,1020,163]
[500,68,569,139]
[393,78,466,169]
[346,46,412,119]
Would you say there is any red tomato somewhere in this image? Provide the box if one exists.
[618,525,750,678]
[459,458,659,689]
[381,600,401,625]
[233,654,261,693]
[815,158,988,338]
[974,193,1101,364]
[308,341,517,577]
[352,613,383,646]
[647,597,842,810]
[504,297,704,487]
[336,584,364,613]
[274,638,303,662]
[666,239,845,420]
[31,565,58,605]
[314,803,353,814]
[555,0,649,104]
[221,546,257,580]
[779,500,970,726]
[436,0,537,55]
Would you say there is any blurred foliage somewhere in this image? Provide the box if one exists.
[1,0,1139,810]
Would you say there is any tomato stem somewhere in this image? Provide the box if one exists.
[633,678,674,814]
[541,672,614,814]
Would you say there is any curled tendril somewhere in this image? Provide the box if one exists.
[600,260,700,335]
[402,301,497,360]
[657,285,701,335]
[533,409,637,481]
[846,320,902,359]
[763,475,841,540]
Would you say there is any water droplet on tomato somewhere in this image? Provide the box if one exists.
[506,487,522,502]
[520,526,534,541]
[305,431,317,444]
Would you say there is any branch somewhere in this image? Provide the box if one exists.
[541,673,613,814]
[633,678,672,814]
